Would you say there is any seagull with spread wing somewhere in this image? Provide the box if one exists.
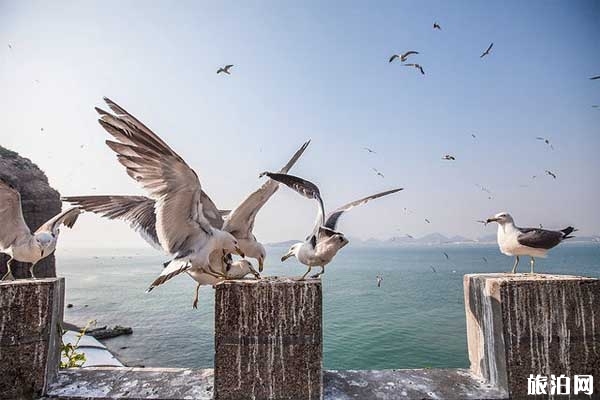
[260,172,403,279]
[1,180,80,280]
[217,65,234,75]
[480,42,493,58]
[389,51,419,63]
[486,212,575,273]
[91,98,244,292]
[404,63,425,75]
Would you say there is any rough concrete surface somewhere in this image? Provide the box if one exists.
[214,277,322,400]
[0,278,65,399]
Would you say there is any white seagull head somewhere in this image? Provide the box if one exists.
[216,230,245,258]
[281,242,303,262]
[486,211,514,225]
[35,232,55,255]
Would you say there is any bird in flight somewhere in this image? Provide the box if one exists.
[442,155,455,161]
[480,43,493,58]
[536,137,554,150]
[404,63,425,75]
[376,274,383,287]
[363,147,376,154]
[471,133,477,139]
[8,44,12,50]
[482,257,488,263]
[443,252,449,260]
[545,170,557,179]
[405,234,414,239]
[433,22,441,30]
[430,266,437,273]
[590,75,600,80]
[425,218,431,224]
[389,51,419,63]
[372,168,385,178]
[217,65,234,75]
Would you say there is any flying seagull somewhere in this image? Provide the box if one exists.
[260,172,402,279]
[433,22,441,30]
[372,168,385,178]
[92,98,243,292]
[430,266,437,273]
[425,218,431,224]
[545,170,557,179]
[486,212,575,273]
[536,137,554,150]
[217,65,234,75]
[404,63,425,75]
[389,51,419,63]
[480,42,493,58]
[376,274,383,287]
[482,257,488,263]
[1,180,80,280]
[406,234,414,239]
[471,133,476,139]
[8,44,12,50]
[363,147,376,153]
[443,252,449,260]
[442,155,455,160]
[590,76,600,80]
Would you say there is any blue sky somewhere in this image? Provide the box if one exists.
[1,1,599,248]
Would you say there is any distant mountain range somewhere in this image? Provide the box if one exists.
[266,233,600,247]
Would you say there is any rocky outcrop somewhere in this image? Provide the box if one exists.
[0,146,62,278]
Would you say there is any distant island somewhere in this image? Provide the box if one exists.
[266,233,600,247]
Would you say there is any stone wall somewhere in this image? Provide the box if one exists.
[0,146,61,278]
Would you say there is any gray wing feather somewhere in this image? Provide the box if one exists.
[36,207,81,236]
[0,181,31,248]
[517,228,563,249]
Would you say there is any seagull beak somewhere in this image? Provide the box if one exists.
[250,265,261,279]
[486,217,498,224]
[234,246,245,258]
[258,257,264,272]
[281,249,294,262]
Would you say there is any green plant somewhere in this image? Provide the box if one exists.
[59,320,97,368]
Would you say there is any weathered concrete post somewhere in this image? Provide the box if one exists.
[464,273,600,398]
[214,278,322,400]
[0,278,65,399]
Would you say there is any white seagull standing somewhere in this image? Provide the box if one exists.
[485,212,575,273]
[92,98,244,291]
[0,180,81,280]
[260,172,403,279]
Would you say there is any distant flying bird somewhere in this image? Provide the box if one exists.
[480,42,493,58]
[0,180,81,280]
[425,218,431,224]
[545,170,557,179]
[372,168,385,178]
[482,257,488,263]
[404,63,425,75]
[536,137,554,150]
[486,212,575,273]
[406,234,414,239]
[363,147,376,153]
[433,22,441,30]
[40,128,44,132]
[443,252,449,260]
[590,76,600,80]
[376,274,383,287]
[217,65,234,75]
[471,133,476,138]
[8,44,12,50]
[532,175,537,179]
[430,266,437,273]
[442,155,455,161]
[389,51,419,63]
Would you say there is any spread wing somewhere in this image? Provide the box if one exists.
[516,228,563,249]
[323,188,403,232]
[402,51,418,57]
[97,97,212,257]
[36,207,81,236]
[62,195,161,250]
[260,172,325,235]
[389,54,399,63]
[200,190,225,229]
[224,140,310,239]
[0,181,31,249]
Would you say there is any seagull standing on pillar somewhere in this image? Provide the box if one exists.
[485,212,575,273]
[260,172,402,279]
[0,181,81,280]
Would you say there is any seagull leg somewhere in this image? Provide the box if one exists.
[192,283,201,309]
[29,263,37,279]
[510,256,520,274]
[530,257,536,274]
[310,266,325,279]
[2,258,15,281]
[298,267,312,281]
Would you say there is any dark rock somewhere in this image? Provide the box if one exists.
[87,325,133,340]
[0,146,61,279]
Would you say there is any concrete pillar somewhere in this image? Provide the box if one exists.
[214,278,322,400]
[0,278,65,399]
[464,273,600,398]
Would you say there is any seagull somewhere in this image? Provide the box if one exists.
[442,155,455,160]
[260,172,403,279]
[1,180,80,280]
[363,147,376,153]
[545,170,557,179]
[482,257,488,263]
[485,212,575,273]
[8,44,12,50]
[590,76,600,80]
[430,266,437,273]
[425,218,431,224]
[91,98,244,291]
[536,137,554,150]
[471,133,477,139]
[433,22,441,30]
[376,274,383,287]
[372,168,385,178]
[217,65,234,75]
[443,252,449,260]
[406,234,414,239]
[389,51,419,63]
[404,63,425,75]
[480,42,493,58]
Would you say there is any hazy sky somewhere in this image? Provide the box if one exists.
[1,1,599,249]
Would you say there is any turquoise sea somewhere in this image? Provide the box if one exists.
[59,243,600,370]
